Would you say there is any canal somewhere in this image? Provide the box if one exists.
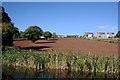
[2,65,119,80]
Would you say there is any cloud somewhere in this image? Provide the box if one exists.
[111,26,117,30]
[98,25,118,30]
[98,25,109,29]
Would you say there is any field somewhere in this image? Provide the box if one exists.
[3,38,120,74]
[13,38,119,56]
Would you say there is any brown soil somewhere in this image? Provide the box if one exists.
[52,38,118,56]
[13,38,118,56]
[13,40,52,51]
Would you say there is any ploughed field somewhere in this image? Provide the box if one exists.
[13,38,118,56]
[52,38,118,56]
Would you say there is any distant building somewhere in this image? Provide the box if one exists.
[107,32,115,38]
[40,36,45,39]
[97,32,106,39]
[84,32,94,38]
[57,35,64,38]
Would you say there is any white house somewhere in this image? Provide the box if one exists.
[84,32,94,38]
[107,32,115,38]
[57,35,64,38]
[97,32,106,39]
[40,36,45,39]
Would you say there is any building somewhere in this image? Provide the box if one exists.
[40,36,45,39]
[97,32,106,39]
[107,32,115,38]
[57,35,64,38]
[84,32,94,38]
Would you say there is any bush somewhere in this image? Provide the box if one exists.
[43,31,52,40]
[115,31,120,38]
[52,32,57,38]
[109,41,114,43]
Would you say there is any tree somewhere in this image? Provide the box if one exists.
[43,31,52,40]
[0,6,11,23]
[19,31,25,39]
[52,32,57,38]
[24,26,43,42]
[115,31,120,38]
[1,6,19,46]
[13,33,20,40]
[2,23,19,45]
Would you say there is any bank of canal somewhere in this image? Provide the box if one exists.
[2,65,119,79]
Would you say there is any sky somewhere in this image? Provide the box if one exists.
[2,2,118,36]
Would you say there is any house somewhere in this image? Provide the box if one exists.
[40,36,45,40]
[57,35,64,38]
[84,32,93,38]
[97,32,106,39]
[107,32,115,38]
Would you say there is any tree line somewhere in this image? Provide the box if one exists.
[0,6,57,46]
[14,26,57,42]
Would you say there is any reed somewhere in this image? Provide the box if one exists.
[2,47,119,74]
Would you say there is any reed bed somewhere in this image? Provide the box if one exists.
[2,47,120,74]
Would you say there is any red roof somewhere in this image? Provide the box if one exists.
[85,32,93,34]
[97,32,105,34]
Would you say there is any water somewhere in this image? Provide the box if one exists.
[2,65,120,80]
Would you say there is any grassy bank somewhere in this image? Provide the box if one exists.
[2,47,120,73]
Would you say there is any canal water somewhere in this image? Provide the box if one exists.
[2,65,119,80]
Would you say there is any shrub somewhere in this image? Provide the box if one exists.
[109,41,114,43]
[43,31,52,40]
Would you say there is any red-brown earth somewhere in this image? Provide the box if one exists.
[13,38,119,56]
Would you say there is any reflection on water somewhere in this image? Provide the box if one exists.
[2,65,120,80]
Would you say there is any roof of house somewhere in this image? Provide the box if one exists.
[97,32,105,34]
[85,32,93,34]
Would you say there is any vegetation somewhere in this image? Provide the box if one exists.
[109,40,114,43]
[18,31,26,39]
[115,31,120,38]
[24,26,43,42]
[43,31,52,40]
[1,6,11,23]
[2,47,119,74]
[66,35,79,38]
[1,6,56,46]
[52,32,57,38]
[1,6,19,46]
[2,23,19,45]
[1,6,120,77]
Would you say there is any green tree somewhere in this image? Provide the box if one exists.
[115,31,120,38]
[13,33,20,40]
[24,26,43,42]
[19,31,26,39]
[2,23,19,45]
[52,32,57,38]
[1,6,19,46]
[0,6,11,23]
[43,31,52,40]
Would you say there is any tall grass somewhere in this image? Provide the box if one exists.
[2,47,120,74]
